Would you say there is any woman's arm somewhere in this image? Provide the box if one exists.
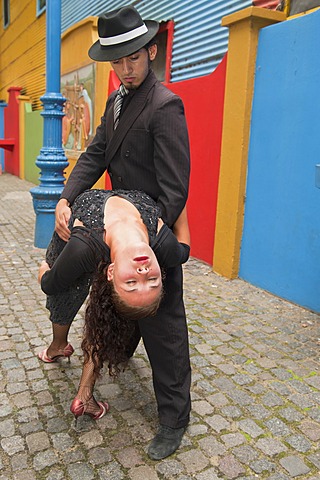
[172,206,190,246]
[39,229,97,295]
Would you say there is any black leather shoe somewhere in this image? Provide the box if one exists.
[148,425,186,460]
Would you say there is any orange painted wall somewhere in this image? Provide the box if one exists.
[61,17,109,189]
[213,7,286,278]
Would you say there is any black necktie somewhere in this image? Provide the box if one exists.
[113,84,129,129]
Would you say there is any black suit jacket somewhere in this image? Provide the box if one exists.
[61,70,190,227]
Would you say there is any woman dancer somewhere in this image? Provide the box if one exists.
[38,188,190,420]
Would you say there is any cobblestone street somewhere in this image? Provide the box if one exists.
[0,173,319,480]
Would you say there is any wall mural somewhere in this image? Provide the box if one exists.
[61,64,95,151]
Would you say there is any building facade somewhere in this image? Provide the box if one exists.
[1,0,319,312]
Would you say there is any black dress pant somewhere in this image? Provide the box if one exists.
[138,265,191,429]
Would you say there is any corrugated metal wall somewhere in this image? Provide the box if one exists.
[62,0,252,81]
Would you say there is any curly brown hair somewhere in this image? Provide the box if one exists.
[82,261,163,377]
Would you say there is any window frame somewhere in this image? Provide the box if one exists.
[151,20,174,84]
[36,0,46,17]
[3,0,10,28]
[162,20,174,84]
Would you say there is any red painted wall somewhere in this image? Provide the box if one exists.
[3,87,21,176]
[107,56,227,264]
[252,0,279,9]
[169,57,227,264]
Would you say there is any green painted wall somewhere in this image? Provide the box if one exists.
[24,103,43,184]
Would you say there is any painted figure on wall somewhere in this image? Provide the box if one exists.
[61,64,95,151]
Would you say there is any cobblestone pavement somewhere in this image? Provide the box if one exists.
[0,173,319,480]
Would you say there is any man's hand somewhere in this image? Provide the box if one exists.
[173,206,190,246]
[55,198,71,241]
[38,260,50,284]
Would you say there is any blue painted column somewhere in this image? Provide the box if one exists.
[30,0,68,248]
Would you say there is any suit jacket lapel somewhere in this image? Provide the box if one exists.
[106,93,115,141]
[105,71,158,168]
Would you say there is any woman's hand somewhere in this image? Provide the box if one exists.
[55,199,71,241]
[38,260,50,284]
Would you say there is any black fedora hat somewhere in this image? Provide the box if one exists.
[88,5,159,62]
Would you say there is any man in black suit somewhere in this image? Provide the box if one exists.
[55,5,191,460]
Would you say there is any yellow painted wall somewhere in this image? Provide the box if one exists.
[0,1,46,109]
[0,7,110,188]
[213,7,285,279]
[61,17,111,188]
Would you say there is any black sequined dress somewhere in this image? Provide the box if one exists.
[43,189,189,325]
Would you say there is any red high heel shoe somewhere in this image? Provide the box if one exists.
[38,343,74,363]
[70,397,109,423]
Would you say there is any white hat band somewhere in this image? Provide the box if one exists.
[99,24,148,46]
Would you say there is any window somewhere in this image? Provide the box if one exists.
[37,0,46,16]
[152,20,174,84]
[290,0,320,14]
[3,0,9,28]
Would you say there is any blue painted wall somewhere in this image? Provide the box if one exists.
[240,10,320,312]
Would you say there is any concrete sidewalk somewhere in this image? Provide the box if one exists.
[0,172,319,480]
